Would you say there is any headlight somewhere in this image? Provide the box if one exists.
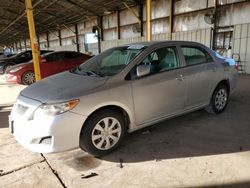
[33,99,79,118]
[9,66,23,73]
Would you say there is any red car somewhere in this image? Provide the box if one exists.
[5,51,92,85]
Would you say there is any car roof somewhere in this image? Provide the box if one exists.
[123,40,207,47]
[42,51,77,56]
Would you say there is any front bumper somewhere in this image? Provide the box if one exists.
[10,95,87,153]
[4,73,19,84]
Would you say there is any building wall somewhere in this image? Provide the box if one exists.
[232,23,250,73]
[13,0,250,73]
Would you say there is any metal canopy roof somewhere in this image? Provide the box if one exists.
[0,0,139,46]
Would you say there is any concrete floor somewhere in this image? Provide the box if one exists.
[0,75,26,106]
[0,75,250,188]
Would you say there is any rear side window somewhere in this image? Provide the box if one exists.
[45,53,64,62]
[181,46,213,66]
[64,52,82,59]
[40,50,51,55]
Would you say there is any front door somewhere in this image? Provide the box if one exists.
[131,46,187,125]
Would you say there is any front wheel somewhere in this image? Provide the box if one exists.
[206,84,229,114]
[21,71,35,85]
[80,110,126,156]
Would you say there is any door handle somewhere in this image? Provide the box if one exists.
[175,74,184,81]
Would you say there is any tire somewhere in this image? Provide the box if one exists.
[206,84,229,114]
[21,71,35,85]
[80,109,126,156]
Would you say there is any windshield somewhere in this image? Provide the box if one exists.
[72,46,144,77]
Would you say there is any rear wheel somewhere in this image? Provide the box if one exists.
[206,84,229,114]
[21,71,35,85]
[80,109,126,156]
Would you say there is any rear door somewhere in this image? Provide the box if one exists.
[61,52,85,70]
[131,45,187,125]
[40,52,64,78]
[180,46,218,108]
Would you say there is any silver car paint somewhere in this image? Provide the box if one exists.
[18,41,237,142]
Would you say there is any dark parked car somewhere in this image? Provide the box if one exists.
[0,50,52,74]
[5,51,92,85]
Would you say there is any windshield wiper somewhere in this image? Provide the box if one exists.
[71,67,104,77]
[86,70,104,77]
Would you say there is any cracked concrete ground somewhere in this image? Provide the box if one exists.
[0,75,250,188]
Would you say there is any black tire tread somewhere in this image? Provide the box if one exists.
[205,84,229,114]
[80,109,126,157]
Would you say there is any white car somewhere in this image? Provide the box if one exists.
[9,41,238,156]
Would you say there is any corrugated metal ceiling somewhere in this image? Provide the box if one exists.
[0,0,140,45]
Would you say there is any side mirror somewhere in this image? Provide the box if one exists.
[136,64,150,77]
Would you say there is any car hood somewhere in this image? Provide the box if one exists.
[20,71,108,103]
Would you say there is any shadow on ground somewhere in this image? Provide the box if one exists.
[3,76,250,167]
[99,75,250,163]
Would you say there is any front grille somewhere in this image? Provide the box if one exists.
[39,136,52,145]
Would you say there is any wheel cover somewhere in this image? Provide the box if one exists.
[23,72,35,85]
[215,88,228,110]
[91,117,122,150]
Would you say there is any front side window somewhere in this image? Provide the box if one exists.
[73,46,144,77]
[139,47,179,74]
[64,52,81,59]
[181,46,213,66]
[45,53,63,62]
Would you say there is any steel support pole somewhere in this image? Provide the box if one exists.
[212,0,219,50]
[75,24,80,52]
[58,30,62,46]
[146,0,151,41]
[25,0,41,81]
[116,11,120,40]
[169,0,173,40]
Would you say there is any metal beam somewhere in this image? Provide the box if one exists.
[97,17,102,53]
[169,0,174,40]
[19,41,22,51]
[25,0,41,81]
[46,32,50,49]
[146,0,151,42]
[75,24,80,52]
[116,11,120,40]
[37,35,40,48]
[99,16,104,41]
[212,0,218,50]
[58,30,62,46]
[0,0,45,36]
[24,38,27,50]
[139,3,143,37]
[64,0,100,17]
[122,2,140,22]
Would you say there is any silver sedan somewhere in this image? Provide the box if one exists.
[9,41,238,156]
